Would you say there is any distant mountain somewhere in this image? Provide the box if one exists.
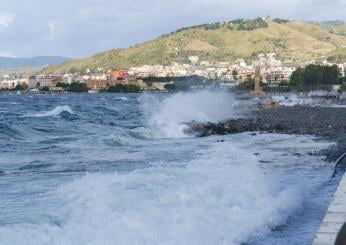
[0,56,71,69]
[309,20,345,30]
[44,18,346,74]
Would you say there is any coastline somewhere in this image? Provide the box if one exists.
[191,106,346,163]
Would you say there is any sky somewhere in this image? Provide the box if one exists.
[0,0,345,58]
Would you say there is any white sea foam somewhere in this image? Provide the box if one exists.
[0,137,310,245]
[271,94,346,108]
[139,90,240,138]
[271,94,313,107]
[25,105,74,117]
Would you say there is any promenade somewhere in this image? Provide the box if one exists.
[313,173,346,244]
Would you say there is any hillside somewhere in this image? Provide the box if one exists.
[44,19,346,74]
[0,56,70,69]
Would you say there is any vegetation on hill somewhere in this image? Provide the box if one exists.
[105,84,141,93]
[56,82,88,92]
[171,18,268,33]
[272,18,290,24]
[44,18,346,74]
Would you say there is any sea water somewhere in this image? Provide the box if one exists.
[0,91,339,245]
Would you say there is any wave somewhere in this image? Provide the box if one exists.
[0,137,310,245]
[271,94,313,107]
[0,123,23,139]
[25,106,74,118]
[118,97,128,101]
[139,90,241,138]
[0,102,19,105]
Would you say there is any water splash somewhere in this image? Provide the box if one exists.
[271,94,313,107]
[0,138,308,245]
[139,90,240,138]
[25,106,74,117]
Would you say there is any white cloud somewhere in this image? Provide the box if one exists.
[0,12,14,29]
[0,51,16,58]
[0,0,346,57]
[47,21,56,41]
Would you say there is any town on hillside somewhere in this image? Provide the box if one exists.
[0,53,345,93]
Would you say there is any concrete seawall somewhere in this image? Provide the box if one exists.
[313,174,346,244]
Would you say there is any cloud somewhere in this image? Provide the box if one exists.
[0,12,14,29]
[0,0,345,58]
[47,21,56,41]
[0,51,16,58]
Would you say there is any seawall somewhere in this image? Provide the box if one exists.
[313,173,346,244]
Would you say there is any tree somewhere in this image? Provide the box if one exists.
[290,65,340,88]
[68,82,88,92]
[15,84,25,91]
[322,65,339,85]
[56,82,69,89]
[106,84,141,93]
[232,69,238,80]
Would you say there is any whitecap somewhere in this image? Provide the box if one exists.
[0,136,324,245]
[115,97,128,101]
[25,106,74,117]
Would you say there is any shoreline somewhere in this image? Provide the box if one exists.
[191,106,346,164]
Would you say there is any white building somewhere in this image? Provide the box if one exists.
[188,56,199,65]
[265,67,295,84]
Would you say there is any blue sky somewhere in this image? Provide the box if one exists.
[0,0,345,58]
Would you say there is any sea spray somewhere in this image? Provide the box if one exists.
[139,90,241,138]
[0,137,308,245]
[271,94,314,107]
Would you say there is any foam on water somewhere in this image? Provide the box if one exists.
[25,105,74,117]
[271,94,313,107]
[271,93,346,108]
[139,90,240,138]
[119,97,128,101]
[0,138,310,245]
[0,93,337,245]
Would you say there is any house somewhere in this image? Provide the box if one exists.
[109,70,128,80]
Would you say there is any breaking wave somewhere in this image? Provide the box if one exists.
[0,139,304,245]
[271,94,313,107]
[25,106,74,118]
[139,90,240,138]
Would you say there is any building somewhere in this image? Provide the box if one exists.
[85,79,119,90]
[109,70,128,80]
[265,67,295,84]
[0,80,18,89]
[188,56,199,65]
[28,75,62,89]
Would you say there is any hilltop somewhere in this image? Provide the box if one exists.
[44,18,346,74]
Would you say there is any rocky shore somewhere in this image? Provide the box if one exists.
[190,106,346,163]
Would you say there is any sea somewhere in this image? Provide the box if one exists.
[0,91,340,245]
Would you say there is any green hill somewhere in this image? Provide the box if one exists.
[44,18,346,74]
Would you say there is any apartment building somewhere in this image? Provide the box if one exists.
[28,75,62,88]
